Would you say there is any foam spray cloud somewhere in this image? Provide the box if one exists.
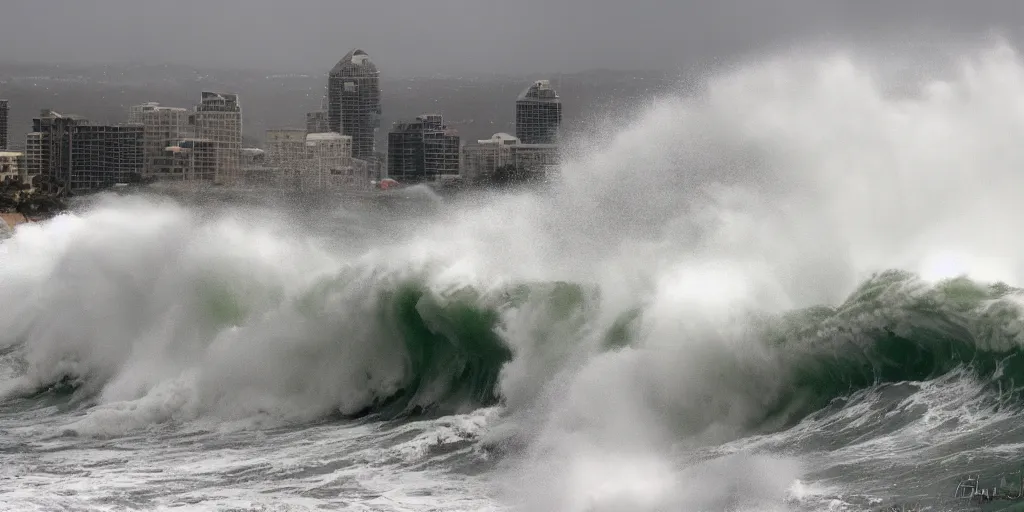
[485,43,1024,511]
[4,43,1024,510]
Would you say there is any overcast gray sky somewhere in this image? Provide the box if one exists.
[1,0,1022,76]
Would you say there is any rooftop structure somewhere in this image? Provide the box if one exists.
[306,132,348,142]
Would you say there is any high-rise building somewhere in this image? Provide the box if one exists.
[72,125,144,190]
[191,91,242,185]
[0,100,9,150]
[25,132,46,182]
[387,114,460,183]
[29,110,143,194]
[327,48,381,160]
[515,80,562,144]
[306,110,330,134]
[131,103,191,177]
[30,110,86,193]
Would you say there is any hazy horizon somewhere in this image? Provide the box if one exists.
[3,1,1024,77]
[0,58,673,80]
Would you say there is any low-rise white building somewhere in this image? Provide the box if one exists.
[461,133,559,185]
[460,133,518,185]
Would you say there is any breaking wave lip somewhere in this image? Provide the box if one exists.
[4,222,1024,442]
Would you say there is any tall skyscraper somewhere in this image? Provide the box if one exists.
[131,103,191,177]
[327,48,381,160]
[388,114,460,183]
[0,100,9,150]
[30,110,143,194]
[515,80,562,144]
[191,92,242,185]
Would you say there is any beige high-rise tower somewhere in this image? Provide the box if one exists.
[191,92,242,185]
[131,103,191,177]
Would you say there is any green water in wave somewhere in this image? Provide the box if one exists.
[16,268,1024,430]
[759,270,1024,428]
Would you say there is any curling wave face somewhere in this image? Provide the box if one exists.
[6,43,1024,511]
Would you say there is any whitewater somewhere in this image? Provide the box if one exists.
[5,44,1024,511]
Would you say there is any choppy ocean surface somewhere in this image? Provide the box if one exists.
[7,45,1024,511]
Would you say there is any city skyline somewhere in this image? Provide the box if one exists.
[0,42,564,194]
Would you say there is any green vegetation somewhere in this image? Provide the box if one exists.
[0,177,67,217]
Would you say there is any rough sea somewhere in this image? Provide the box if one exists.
[5,46,1024,511]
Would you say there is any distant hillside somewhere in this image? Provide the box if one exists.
[0,62,683,150]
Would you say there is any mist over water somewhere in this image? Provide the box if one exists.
[5,44,1024,511]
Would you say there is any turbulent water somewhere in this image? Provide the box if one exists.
[7,45,1024,511]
